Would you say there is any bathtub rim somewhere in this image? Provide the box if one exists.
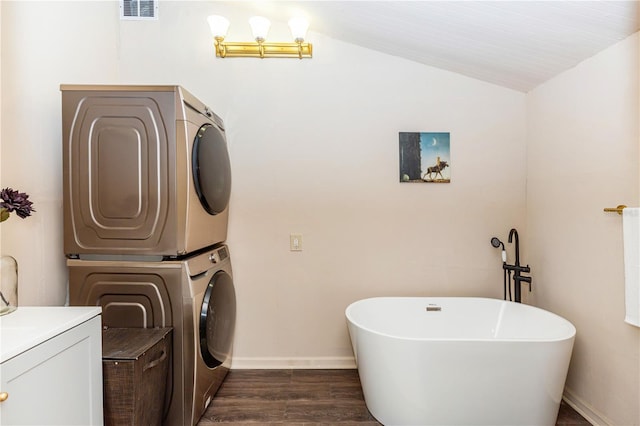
[345,296,576,343]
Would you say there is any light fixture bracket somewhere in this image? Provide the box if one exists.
[209,15,312,59]
[215,39,312,59]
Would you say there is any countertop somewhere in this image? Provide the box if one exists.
[0,306,101,363]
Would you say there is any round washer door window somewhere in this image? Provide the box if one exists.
[199,270,236,368]
[192,123,232,215]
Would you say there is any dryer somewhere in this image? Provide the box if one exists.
[61,85,231,257]
[68,244,236,426]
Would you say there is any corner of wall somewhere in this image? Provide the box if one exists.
[563,387,614,426]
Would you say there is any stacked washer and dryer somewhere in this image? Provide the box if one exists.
[61,85,236,426]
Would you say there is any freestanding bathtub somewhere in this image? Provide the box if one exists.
[345,297,576,426]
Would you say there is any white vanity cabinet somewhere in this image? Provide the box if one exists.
[0,307,103,425]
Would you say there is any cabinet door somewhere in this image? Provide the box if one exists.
[0,316,103,425]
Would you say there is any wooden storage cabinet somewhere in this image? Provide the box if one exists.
[0,307,103,425]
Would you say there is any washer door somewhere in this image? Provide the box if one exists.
[199,270,236,368]
[192,123,232,215]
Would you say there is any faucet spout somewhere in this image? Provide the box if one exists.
[508,228,520,266]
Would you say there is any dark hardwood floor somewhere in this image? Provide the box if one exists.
[197,369,591,425]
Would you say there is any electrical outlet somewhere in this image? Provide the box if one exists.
[290,234,303,251]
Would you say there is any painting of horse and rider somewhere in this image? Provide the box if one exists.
[399,132,451,183]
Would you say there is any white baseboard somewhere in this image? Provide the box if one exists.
[231,356,356,370]
[563,387,612,426]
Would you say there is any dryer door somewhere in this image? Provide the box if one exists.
[199,270,236,368]
[192,123,232,215]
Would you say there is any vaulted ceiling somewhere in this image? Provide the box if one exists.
[234,1,640,92]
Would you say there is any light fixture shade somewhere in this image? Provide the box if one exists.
[208,15,230,38]
[249,16,271,41]
[288,17,309,42]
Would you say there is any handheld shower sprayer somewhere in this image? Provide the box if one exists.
[492,236,510,301]
[490,237,507,263]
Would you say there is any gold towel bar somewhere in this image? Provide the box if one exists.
[604,205,627,215]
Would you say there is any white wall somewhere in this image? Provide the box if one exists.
[1,1,526,365]
[527,34,640,425]
[1,1,119,303]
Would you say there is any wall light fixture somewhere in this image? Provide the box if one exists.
[207,15,312,59]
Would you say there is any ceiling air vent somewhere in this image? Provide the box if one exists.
[120,0,158,20]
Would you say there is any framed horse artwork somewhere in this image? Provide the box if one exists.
[399,132,451,183]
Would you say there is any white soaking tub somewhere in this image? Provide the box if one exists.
[345,297,576,426]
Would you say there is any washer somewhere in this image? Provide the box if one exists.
[187,245,236,421]
[68,244,236,426]
[61,85,231,257]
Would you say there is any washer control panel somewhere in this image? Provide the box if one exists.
[186,245,230,277]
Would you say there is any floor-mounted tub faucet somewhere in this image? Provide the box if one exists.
[491,229,532,303]
[504,229,531,303]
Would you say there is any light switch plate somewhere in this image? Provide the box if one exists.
[290,234,303,251]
